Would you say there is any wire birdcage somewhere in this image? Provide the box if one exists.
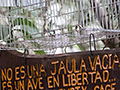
[0,0,120,54]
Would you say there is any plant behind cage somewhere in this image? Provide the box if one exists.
[0,0,120,54]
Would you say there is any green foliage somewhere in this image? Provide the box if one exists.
[67,24,72,32]
[34,50,46,55]
[13,17,42,38]
[0,25,10,40]
[24,25,41,38]
[13,18,37,29]
[12,17,43,53]
[77,45,83,51]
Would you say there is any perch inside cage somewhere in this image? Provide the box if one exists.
[0,0,120,54]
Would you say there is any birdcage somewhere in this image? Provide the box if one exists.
[0,0,120,54]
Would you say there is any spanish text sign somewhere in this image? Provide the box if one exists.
[0,50,120,90]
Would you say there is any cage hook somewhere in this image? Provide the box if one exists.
[89,33,96,55]
[24,48,29,65]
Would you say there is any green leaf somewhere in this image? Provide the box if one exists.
[24,25,41,38]
[34,50,46,55]
[77,45,83,51]
[13,18,37,29]
[12,18,45,54]
[13,17,41,38]
[0,25,10,40]
[67,24,72,32]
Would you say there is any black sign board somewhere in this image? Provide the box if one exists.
[0,49,120,90]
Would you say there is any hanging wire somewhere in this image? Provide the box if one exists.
[89,33,96,55]
[24,48,29,65]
